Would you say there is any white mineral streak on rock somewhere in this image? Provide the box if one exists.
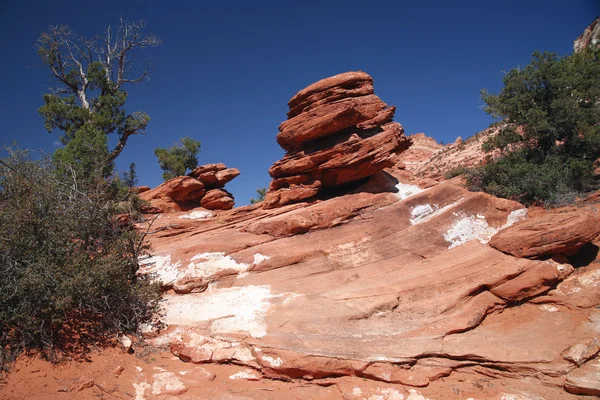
[444,213,498,249]
[138,254,181,286]
[409,199,464,225]
[178,210,215,219]
[151,371,187,395]
[444,208,527,249]
[253,253,271,265]
[133,381,150,400]
[162,285,297,338]
[229,369,262,380]
[261,354,284,367]
[395,183,424,200]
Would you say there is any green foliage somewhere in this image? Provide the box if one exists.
[466,150,591,206]
[36,21,158,185]
[471,48,600,205]
[250,187,267,204]
[481,127,523,153]
[0,146,160,366]
[444,165,470,180]
[124,163,139,188]
[154,137,201,181]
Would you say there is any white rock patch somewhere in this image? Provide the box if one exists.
[261,354,284,367]
[367,388,406,400]
[395,183,424,200]
[406,389,430,400]
[181,252,250,281]
[138,255,181,286]
[229,369,262,380]
[178,210,215,220]
[503,208,528,227]
[133,381,150,400]
[151,371,187,395]
[352,387,363,396]
[444,208,528,249]
[162,285,297,338]
[253,253,271,265]
[444,214,498,249]
[539,304,559,312]
[409,200,464,225]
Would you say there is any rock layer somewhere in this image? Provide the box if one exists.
[140,163,239,212]
[489,211,600,258]
[264,71,411,209]
[134,181,600,399]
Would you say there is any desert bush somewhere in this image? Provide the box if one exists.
[250,187,267,204]
[465,149,591,206]
[471,48,600,205]
[444,165,470,180]
[0,146,160,368]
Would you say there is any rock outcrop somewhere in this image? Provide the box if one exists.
[140,163,239,212]
[263,71,411,209]
[394,133,444,173]
[125,179,600,399]
[490,211,600,258]
[574,16,600,52]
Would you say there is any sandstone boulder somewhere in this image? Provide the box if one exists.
[200,189,235,210]
[189,163,240,189]
[140,163,239,212]
[489,212,600,258]
[264,71,411,208]
[564,357,600,396]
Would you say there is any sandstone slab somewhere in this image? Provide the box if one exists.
[489,211,600,258]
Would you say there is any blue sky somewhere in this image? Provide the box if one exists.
[0,0,598,205]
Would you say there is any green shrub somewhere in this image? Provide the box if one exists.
[465,149,591,206]
[444,165,470,180]
[472,47,600,205]
[250,187,267,204]
[0,147,160,367]
[154,137,201,181]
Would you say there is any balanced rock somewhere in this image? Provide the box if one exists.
[188,163,240,190]
[263,71,411,209]
[200,189,235,210]
[140,163,239,212]
[489,211,600,258]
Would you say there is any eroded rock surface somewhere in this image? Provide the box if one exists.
[140,163,239,212]
[490,211,600,258]
[132,181,600,399]
[264,71,411,209]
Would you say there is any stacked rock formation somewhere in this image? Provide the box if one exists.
[140,163,239,212]
[263,71,411,209]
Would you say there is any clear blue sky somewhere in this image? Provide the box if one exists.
[0,0,598,205]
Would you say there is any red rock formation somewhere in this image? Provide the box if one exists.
[128,181,600,399]
[263,71,411,209]
[395,133,444,173]
[489,211,600,258]
[140,163,239,212]
[574,16,600,52]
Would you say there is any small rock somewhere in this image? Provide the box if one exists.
[113,365,125,377]
[119,335,133,353]
[77,378,94,391]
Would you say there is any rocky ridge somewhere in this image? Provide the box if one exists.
[264,71,411,209]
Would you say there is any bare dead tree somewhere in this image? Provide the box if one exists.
[36,18,161,165]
